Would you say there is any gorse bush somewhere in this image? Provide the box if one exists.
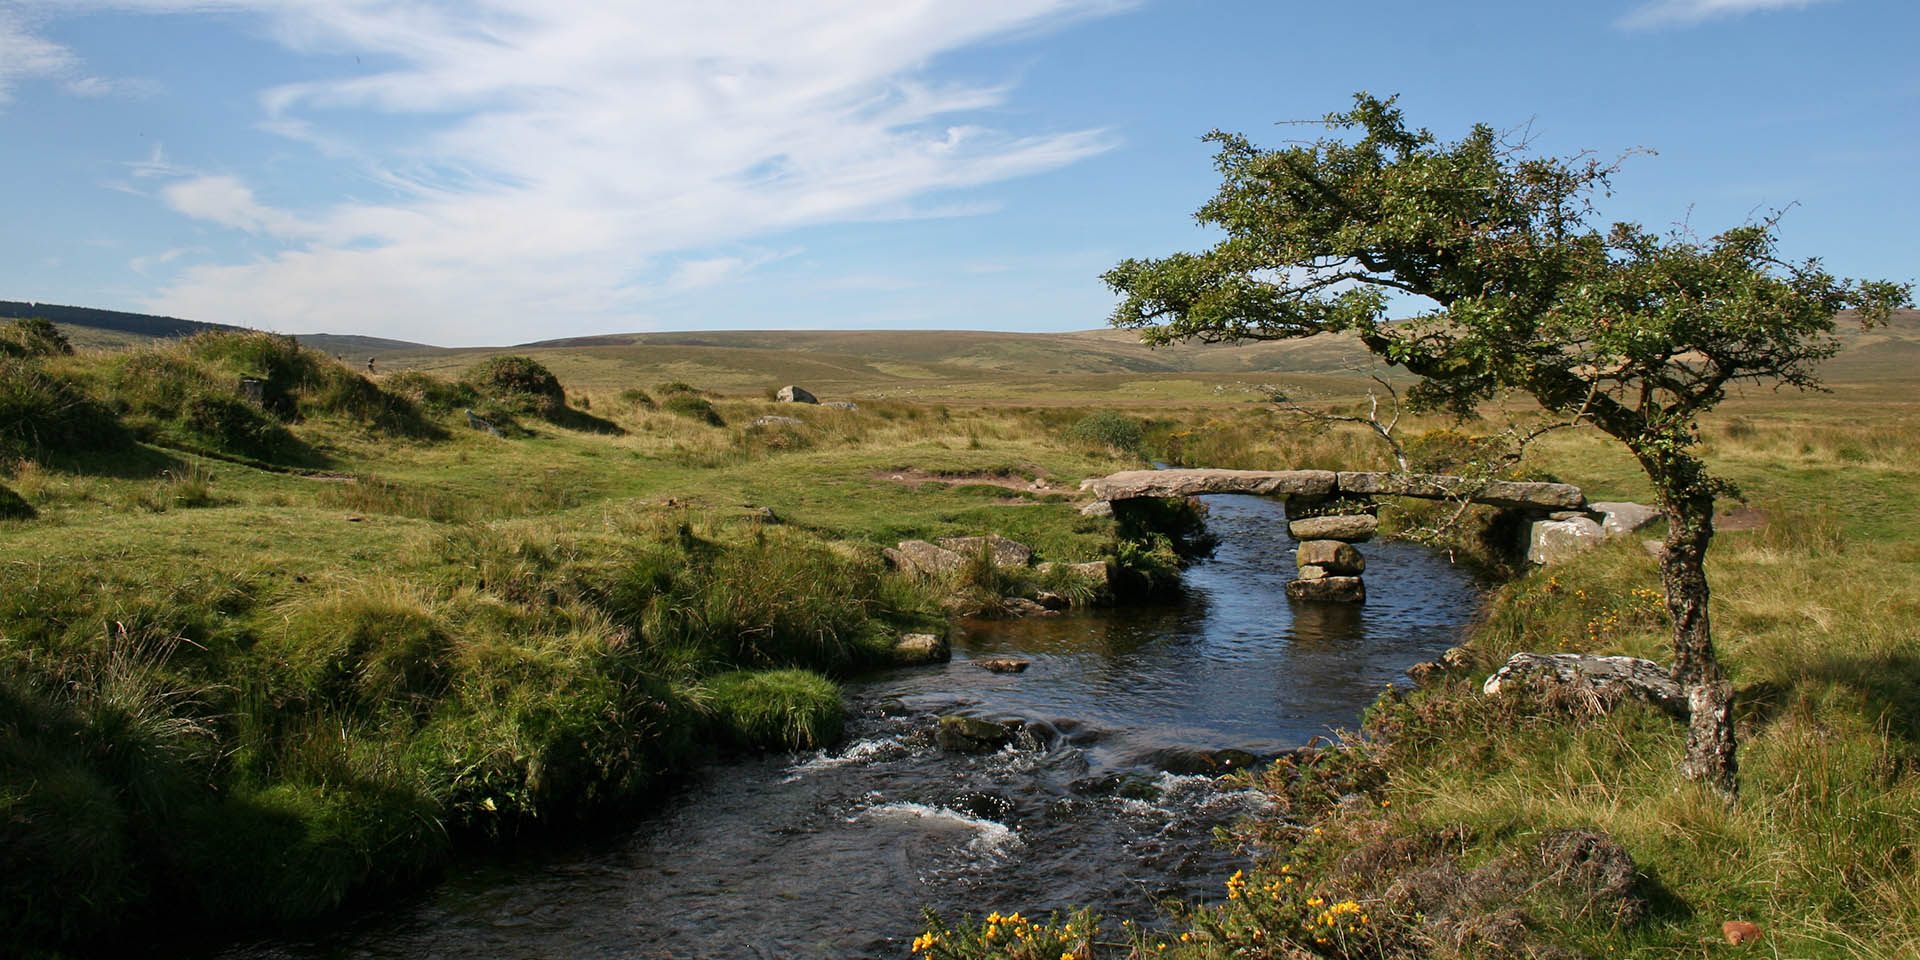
[0,357,124,462]
[1065,409,1144,452]
[0,317,73,358]
[663,394,725,427]
[463,355,566,417]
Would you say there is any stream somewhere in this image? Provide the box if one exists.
[217,492,1484,959]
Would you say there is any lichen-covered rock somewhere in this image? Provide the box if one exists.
[1285,576,1365,603]
[1297,539,1366,575]
[1078,500,1113,517]
[1289,514,1378,542]
[1336,472,1586,510]
[1482,652,1687,717]
[1295,564,1331,580]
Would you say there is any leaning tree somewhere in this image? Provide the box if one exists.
[1103,94,1910,796]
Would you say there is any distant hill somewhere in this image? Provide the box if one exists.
[0,300,239,339]
[12,299,1912,401]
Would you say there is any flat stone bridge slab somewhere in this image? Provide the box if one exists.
[1089,469,1585,511]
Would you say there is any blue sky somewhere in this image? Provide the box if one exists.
[2,0,1914,346]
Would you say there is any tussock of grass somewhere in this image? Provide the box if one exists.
[705,668,844,750]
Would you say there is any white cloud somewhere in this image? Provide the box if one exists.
[21,1,1129,343]
[162,175,318,236]
[0,11,76,102]
[1618,0,1837,30]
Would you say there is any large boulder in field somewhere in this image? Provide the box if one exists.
[884,540,967,577]
[1286,576,1365,603]
[776,385,818,404]
[1527,516,1604,565]
[1297,539,1366,575]
[1289,514,1378,542]
[936,534,1032,567]
[1590,501,1661,539]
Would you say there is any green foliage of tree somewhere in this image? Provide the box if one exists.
[1105,94,1912,795]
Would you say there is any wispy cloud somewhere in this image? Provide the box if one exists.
[18,1,1130,343]
[1618,0,1837,30]
[0,10,76,102]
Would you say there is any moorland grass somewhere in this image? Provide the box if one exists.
[0,331,1176,956]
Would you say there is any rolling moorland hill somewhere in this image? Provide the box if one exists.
[12,300,1915,404]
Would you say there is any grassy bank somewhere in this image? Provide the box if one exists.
[0,327,1169,956]
[914,391,1920,959]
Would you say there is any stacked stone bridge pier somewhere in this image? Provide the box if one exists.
[1084,469,1657,603]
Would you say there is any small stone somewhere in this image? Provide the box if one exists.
[751,415,805,428]
[822,400,859,410]
[1295,564,1332,580]
[1286,576,1365,603]
[1288,514,1378,542]
[1297,539,1365,575]
[1721,920,1763,945]
[975,658,1030,674]
[1034,591,1069,610]
[1079,500,1113,517]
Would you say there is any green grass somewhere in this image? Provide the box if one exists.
[0,330,1183,956]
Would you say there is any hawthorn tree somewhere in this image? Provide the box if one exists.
[1103,94,1910,796]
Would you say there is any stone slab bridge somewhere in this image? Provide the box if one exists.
[1083,469,1656,603]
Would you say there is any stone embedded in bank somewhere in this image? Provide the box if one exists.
[1288,514,1378,542]
[884,540,967,577]
[890,633,950,665]
[936,534,1033,568]
[1296,539,1365,575]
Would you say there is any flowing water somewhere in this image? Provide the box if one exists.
[218,493,1484,959]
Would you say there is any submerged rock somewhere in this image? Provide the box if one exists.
[1285,576,1366,603]
[936,715,1018,752]
[975,658,1031,674]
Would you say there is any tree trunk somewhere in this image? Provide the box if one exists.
[1658,486,1738,796]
